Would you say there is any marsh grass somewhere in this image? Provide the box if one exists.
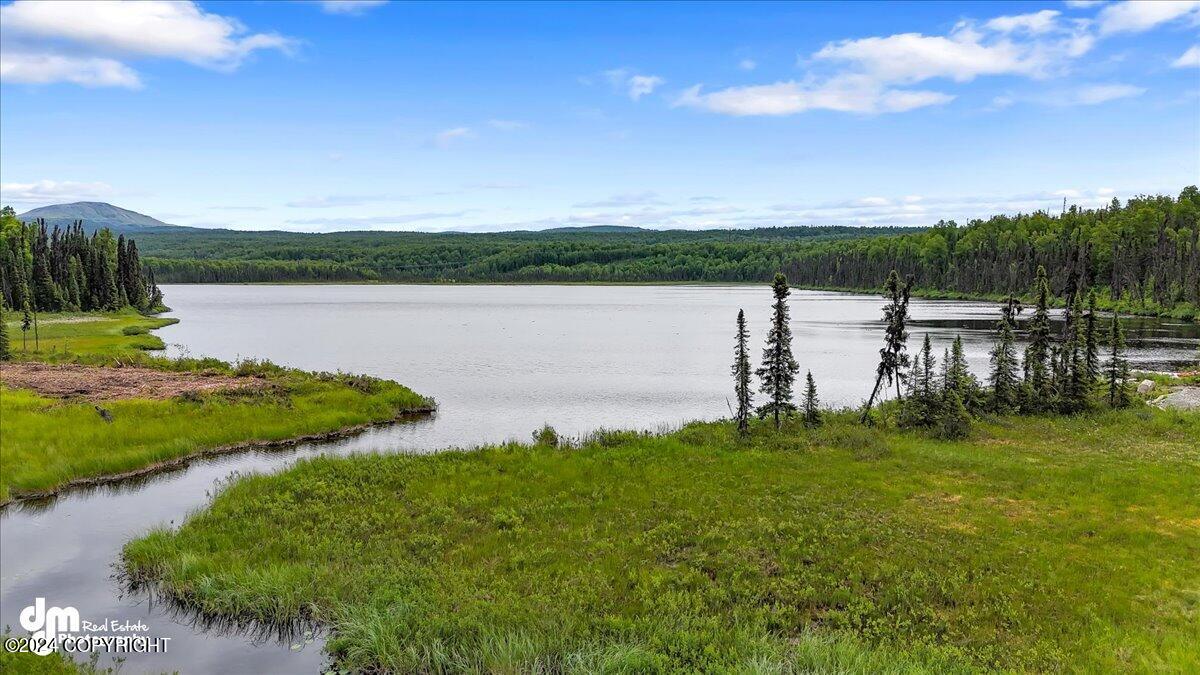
[0,311,432,502]
[124,409,1200,673]
[2,309,178,363]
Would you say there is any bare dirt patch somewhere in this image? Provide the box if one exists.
[0,362,266,401]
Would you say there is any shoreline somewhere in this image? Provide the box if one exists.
[0,407,435,508]
[153,280,1197,321]
[0,311,437,506]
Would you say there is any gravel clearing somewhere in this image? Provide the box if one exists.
[0,362,265,401]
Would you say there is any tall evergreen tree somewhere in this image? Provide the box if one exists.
[989,294,1021,412]
[1105,312,1131,408]
[862,270,911,423]
[1083,288,1100,381]
[900,333,940,427]
[1023,266,1054,409]
[945,334,979,406]
[1061,293,1090,412]
[731,308,753,435]
[756,273,799,429]
[802,371,821,428]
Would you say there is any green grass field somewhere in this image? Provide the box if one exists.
[2,309,179,364]
[0,311,432,502]
[123,410,1200,673]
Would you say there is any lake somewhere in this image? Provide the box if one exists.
[2,284,1196,674]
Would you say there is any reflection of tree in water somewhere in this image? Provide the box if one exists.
[904,311,1198,372]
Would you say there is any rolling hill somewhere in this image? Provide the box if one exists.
[15,202,184,233]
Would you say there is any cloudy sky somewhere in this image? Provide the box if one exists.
[1,0,1197,232]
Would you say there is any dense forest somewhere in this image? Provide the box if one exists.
[131,225,909,284]
[123,188,1199,317]
[4,187,1197,318]
[0,206,164,314]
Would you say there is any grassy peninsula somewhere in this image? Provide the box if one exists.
[0,311,432,503]
[124,409,1200,673]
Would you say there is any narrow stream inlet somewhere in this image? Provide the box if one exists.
[4,285,1196,673]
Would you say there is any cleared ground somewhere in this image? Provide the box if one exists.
[0,362,266,401]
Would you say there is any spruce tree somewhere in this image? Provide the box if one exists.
[862,270,911,423]
[989,294,1021,412]
[1105,311,1131,408]
[937,389,971,440]
[1083,288,1100,381]
[802,371,821,428]
[1061,293,1090,412]
[732,308,753,435]
[918,333,936,402]
[900,333,940,427]
[945,334,979,406]
[756,273,799,429]
[1023,266,1053,409]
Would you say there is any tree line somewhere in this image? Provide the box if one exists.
[0,207,165,357]
[732,267,1135,437]
[122,188,1198,317]
[782,188,1199,319]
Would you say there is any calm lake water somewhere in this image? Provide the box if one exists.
[2,284,1197,673]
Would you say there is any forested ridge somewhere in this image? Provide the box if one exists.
[0,206,164,314]
[5,187,1198,318]
[132,225,909,284]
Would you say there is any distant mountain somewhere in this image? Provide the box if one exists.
[16,202,183,233]
[538,225,649,233]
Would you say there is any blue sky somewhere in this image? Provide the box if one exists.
[1,0,1198,232]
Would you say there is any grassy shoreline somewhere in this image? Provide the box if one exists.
[0,311,433,504]
[123,409,1200,673]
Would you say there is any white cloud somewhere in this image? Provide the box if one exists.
[285,211,467,231]
[0,52,141,88]
[1172,45,1200,68]
[433,127,474,148]
[0,179,114,205]
[574,191,665,208]
[1065,1,1106,8]
[985,10,1062,35]
[487,119,528,130]
[319,1,388,15]
[604,68,665,100]
[1063,83,1144,105]
[813,20,1090,84]
[678,9,1104,117]
[285,194,395,208]
[738,58,757,71]
[675,76,954,115]
[859,197,890,206]
[465,181,526,190]
[1096,0,1200,35]
[1,1,294,68]
[0,1,294,88]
